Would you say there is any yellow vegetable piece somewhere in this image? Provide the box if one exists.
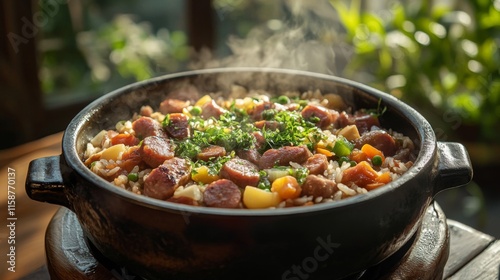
[243,186,282,209]
[191,166,220,184]
[337,125,361,141]
[101,144,126,160]
[195,95,212,107]
[316,147,333,157]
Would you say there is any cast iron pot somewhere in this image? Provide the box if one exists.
[26,68,472,280]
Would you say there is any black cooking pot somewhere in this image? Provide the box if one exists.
[26,68,472,280]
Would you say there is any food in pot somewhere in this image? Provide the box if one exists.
[83,88,417,209]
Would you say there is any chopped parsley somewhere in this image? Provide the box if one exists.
[261,110,323,151]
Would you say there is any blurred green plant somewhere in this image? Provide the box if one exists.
[40,6,189,101]
[330,0,500,142]
[77,15,189,83]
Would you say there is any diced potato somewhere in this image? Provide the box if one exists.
[323,93,346,109]
[101,144,126,160]
[174,185,202,201]
[192,166,220,184]
[195,95,212,107]
[90,130,107,146]
[243,186,282,209]
[266,168,291,182]
[337,125,361,141]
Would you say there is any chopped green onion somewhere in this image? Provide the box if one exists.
[372,155,383,166]
[128,173,139,182]
[333,136,354,157]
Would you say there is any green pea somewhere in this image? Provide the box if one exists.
[372,155,383,166]
[128,173,139,182]
[190,106,202,116]
[277,95,290,104]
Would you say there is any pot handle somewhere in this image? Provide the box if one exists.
[433,142,473,195]
[25,155,71,209]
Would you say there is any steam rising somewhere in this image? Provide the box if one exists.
[191,0,349,76]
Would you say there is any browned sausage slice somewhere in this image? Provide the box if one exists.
[301,175,338,198]
[301,104,338,129]
[201,100,227,119]
[203,179,241,208]
[236,148,261,165]
[354,114,381,134]
[164,113,190,139]
[303,154,329,175]
[220,158,260,188]
[143,157,191,200]
[139,136,175,168]
[258,146,312,169]
[159,98,190,114]
[354,130,397,156]
[132,116,166,139]
[197,145,227,161]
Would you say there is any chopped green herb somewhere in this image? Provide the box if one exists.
[332,136,354,157]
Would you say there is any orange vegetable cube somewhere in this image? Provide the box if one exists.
[271,175,302,200]
[361,144,385,162]
[341,161,379,188]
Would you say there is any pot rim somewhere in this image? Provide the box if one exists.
[62,67,436,216]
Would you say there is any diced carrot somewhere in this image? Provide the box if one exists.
[365,172,392,190]
[376,172,392,184]
[350,149,368,163]
[365,182,384,191]
[341,161,379,188]
[361,144,385,162]
[316,147,333,157]
[271,175,302,200]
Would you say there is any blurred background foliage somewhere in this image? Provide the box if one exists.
[331,0,500,144]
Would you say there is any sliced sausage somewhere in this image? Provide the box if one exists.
[253,131,266,150]
[335,111,354,128]
[197,145,226,161]
[201,99,227,119]
[258,146,312,169]
[159,98,190,114]
[249,101,274,121]
[143,157,191,200]
[301,175,338,198]
[303,154,329,175]
[139,136,175,168]
[164,113,190,139]
[301,104,338,129]
[203,179,241,208]
[236,148,261,165]
[354,130,397,156]
[119,146,144,172]
[132,116,166,139]
[220,158,260,188]
[354,114,381,134]
[111,133,140,146]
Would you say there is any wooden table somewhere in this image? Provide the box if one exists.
[0,133,499,280]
